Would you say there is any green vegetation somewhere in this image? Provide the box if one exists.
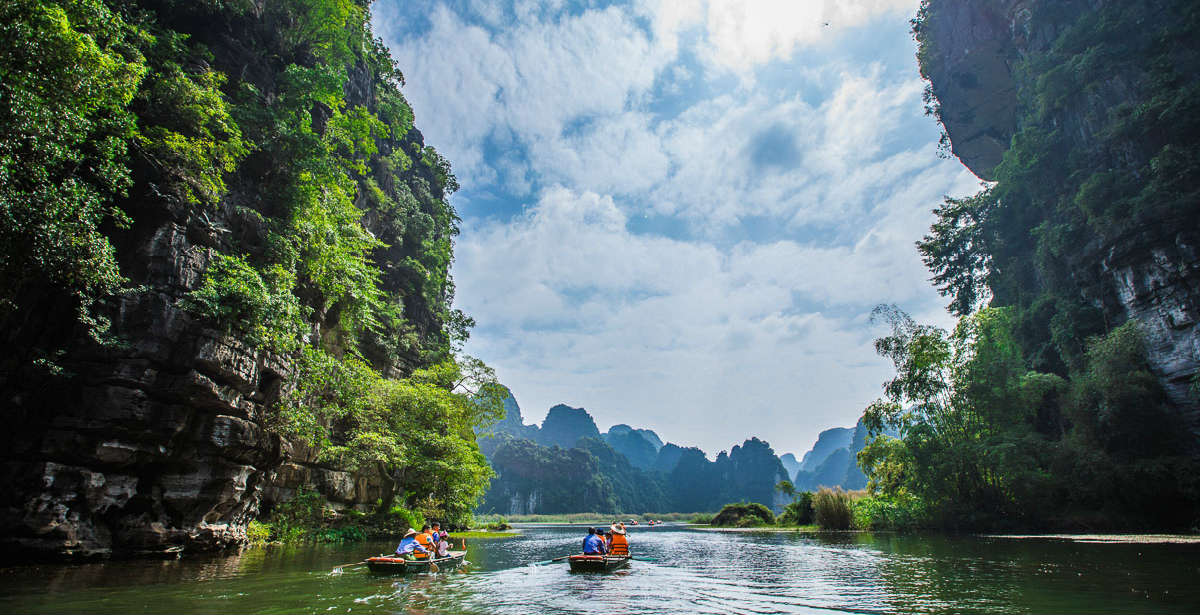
[279,352,504,526]
[710,502,775,527]
[813,488,854,530]
[854,0,1200,532]
[779,492,815,526]
[253,489,371,544]
[1,0,504,531]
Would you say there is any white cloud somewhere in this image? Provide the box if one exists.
[454,174,972,453]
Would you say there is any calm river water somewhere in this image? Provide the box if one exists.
[1,524,1197,614]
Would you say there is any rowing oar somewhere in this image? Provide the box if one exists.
[331,560,366,572]
[529,555,571,567]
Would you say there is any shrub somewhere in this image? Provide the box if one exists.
[689,513,714,524]
[246,520,271,546]
[852,494,927,530]
[779,491,815,526]
[814,487,853,530]
[710,502,775,527]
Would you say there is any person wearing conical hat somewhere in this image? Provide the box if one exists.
[608,522,629,556]
[395,528,430,560]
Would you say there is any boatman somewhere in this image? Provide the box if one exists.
[608,522,629,556]
[582,526,606,554]
[396,528,429,560]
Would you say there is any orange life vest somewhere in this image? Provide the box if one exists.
[609,533,629,555]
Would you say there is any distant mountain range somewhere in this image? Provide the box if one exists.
[477,390,791,515]
[477,388,880,515]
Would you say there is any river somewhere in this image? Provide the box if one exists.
[1,524,1197,614]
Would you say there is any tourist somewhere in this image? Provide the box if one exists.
[603,529,614,553]
[395,528,429,560]
[415,524,436,554]
[582,526,606,554]
[431,522,450,557]
[608,523,629,556]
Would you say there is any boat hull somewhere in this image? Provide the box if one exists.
[366,551,466,574]
[567,554,631,572]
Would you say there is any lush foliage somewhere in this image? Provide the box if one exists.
[860,306,1198,529]
[279,350,504,526]
[851,494,926,531]
[0,0,143,351]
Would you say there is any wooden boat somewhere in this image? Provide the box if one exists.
[366,551,467,574]
[567,554,631,572]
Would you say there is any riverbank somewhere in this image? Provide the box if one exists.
[984,534,1200,544]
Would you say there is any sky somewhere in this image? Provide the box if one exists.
[372,0,980,457]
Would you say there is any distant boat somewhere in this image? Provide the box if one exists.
[366,551,466,574]
[568,554,631,572]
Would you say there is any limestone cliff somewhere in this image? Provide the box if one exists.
[920,0,1200,428]
[1,1,458,560]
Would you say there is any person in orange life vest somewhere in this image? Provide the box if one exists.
[415,524,436,555]
[608,523,629,556]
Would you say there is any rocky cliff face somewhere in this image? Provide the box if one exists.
[0,3,450,561]
[922,0,1199,428]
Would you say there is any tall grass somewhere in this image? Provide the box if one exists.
[814,487,854,530]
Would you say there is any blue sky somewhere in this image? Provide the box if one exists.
[373,0,980,457]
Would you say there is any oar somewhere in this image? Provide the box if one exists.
[529,554,572,567]
[331,560,366,572]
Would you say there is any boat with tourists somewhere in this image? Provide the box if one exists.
[366,551,467,574]
[567,554,631,572]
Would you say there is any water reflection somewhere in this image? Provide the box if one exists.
[0,525,1197,614]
